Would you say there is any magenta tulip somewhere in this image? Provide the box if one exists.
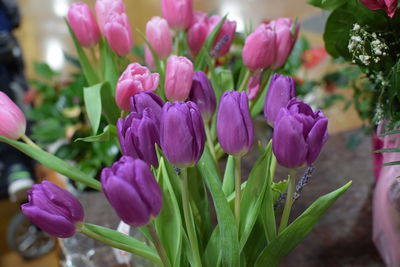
[0,91,26,140]
[161,0,193,29]
[361,0,397,17]
[165,56,194,101]
[104,12,133,55]
[187,12,209,55]
[208,15,236,57]
[95,0,125,34]
[146,16,172,59]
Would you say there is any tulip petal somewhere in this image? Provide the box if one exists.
[306,117,328,165]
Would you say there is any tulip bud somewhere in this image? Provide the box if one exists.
[130,91,164,125]
[116,63,160,111]
[272,98,328,168]
[188,71,216,122]
[0,91,26,140]
[270,18,299,69]
[101,156,162,227]
[67,2,100,48]
[161,0,193,29]
[217,91,254,156]
[187,12,209,55]
[160,101,205,168]
[247,71,262,100]
[21,181,84,238]
[104,12,133,55]
[242,24,276,71]
[144,47,156,71]
[264,73,296,125]
[165,56,194,101]
[361,0,397,18]
[146,16,172,59]
[95,0,125,34]
[208,15,236,57]
[117,109,160,167]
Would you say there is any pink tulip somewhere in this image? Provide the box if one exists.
[161,0,193,29]
[95,0,125,34]
[165,56,194,101]
[67,2,100,48]
[208,15,236,57]
[361,0,397,17]
[104,12,133,55]
[146,17,172,59]
[0,92,26,140]
[270,18,299,69]
[247,71,262,100]
[144,47,156,71]
[116,63,160,110]
[242,24,276,71]
[187,12,209,55]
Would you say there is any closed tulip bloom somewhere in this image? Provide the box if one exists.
[242,24,276,71]
[361,0,397,17]
[161,0,193,29]
[187,12,209,55]
[101,156,162,227]
[67,2,100,48]
[217,91,254,156]
[188,71,216,122]
[144,47,155,71]
[117,109,160,167]
[272,98,328,168]
[21,181,84,238]
[146,17,172,59]
[247,71,262,100]
[116,63,160,111]
[270,18,299,69]
[165,56,194,101]
[264,73,296,125]
[160,101,205,168]
[0,91,26,140]
[130,91,164,125]
[208,15,236,57]
[104,12,133,55]
[95,0,125,34]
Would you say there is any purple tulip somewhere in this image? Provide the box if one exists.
[272,98,328,168]
[264,73,296,126]
[21,181,84,238]
[187,12,209,55]
[188,71,216,122]
[161,0,193,29]
[117,109,160,167]
[361,0,397,18]
[101,156,162,227]
[0,91,26,140]
[116,63,160,111]
[160,101,205,168]
[207,15,236,57]
[217,91,254,156]
[67,2,100,48]
[104,12,133,55]
[165,56,194,101]
[242,24,276,71]
[146,16,172,59]
[95,0,125,34]
[130,91,164,125]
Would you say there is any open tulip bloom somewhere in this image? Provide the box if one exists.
[0,1,353,266]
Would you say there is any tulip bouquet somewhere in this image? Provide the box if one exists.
[0,0,352,266]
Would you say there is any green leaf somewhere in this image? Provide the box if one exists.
[308,0,349,10]
[380,129,400,136]
[250,70,273,117]
[383,161,400,166]
[202,227,222,267]
[33,62,57,79]
[197,147,240,267]
[222,155,235,197]
[81,223,161,265]
[100,39,119,93]
[0,137,100,190]
[375,147,400,153]
[155,158,183,266]
[100,82,120,125]
[254,181,352,267]
[84,84,102,134]
[65,20,99,85]
[239,142,273,250]
[75,125,117,142]
[214,69,235,102]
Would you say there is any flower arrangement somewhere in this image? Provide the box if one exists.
[0,0,352,266]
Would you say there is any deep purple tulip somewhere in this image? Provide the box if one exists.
[272,98,328,168]
[101,156,162,227]
[264,73,296,126]
[160,101,205,168]
[188,71,216,122]
[130,91,164,125]
[21,181,84,238]
[117,109,160,167]
[217,91,254,156]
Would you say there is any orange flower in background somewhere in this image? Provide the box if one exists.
[302,47,327,69]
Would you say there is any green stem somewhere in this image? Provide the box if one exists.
[21,134,42,150]
[278,168,297,233]
[79,223,162,266]
[204,122,217,162]
[181,168,202,267]
[235,156,241,228]
[147,223,171,267]
[175,30,181,56]
[238,69,252,92]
